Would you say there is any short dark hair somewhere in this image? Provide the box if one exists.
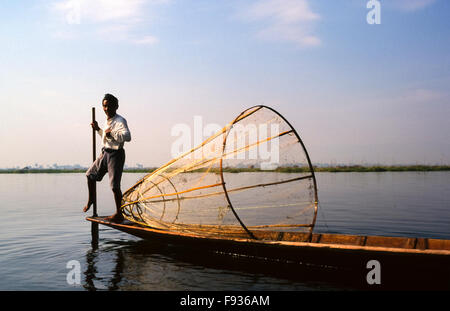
[103,93,119,110]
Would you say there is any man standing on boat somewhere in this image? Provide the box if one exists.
[83,93,131,222]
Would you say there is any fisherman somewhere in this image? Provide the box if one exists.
[83,93,131,222]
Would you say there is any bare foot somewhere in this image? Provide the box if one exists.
[83,202,93,213]
[105,213,124,223]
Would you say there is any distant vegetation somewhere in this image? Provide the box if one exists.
[0,168,88,174]
[312,165,450,173]
[1,165,449,174]
[210,165,450,173]
[0,168,156,174]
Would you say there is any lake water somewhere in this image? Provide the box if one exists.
[0,172,449,291]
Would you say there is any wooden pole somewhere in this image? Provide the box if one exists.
[91,107,99,246]
[92,107,98,217]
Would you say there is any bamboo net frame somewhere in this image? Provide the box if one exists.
[121,106,318,239]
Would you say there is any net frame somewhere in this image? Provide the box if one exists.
[121,105,319,240]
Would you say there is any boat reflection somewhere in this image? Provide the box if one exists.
[82,237,364,291]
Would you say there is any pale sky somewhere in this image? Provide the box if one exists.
[1,0,449,168]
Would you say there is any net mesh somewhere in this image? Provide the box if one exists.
[121,106,318,239]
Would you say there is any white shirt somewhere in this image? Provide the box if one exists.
[97,114,131,150]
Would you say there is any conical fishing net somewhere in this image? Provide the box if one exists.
[121,106,318,239]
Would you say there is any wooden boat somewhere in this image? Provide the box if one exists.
[86,106,450,288]
[86,216,450,261]
[87,216,450,289]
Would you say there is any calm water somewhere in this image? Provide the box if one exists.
[0,172,449,291]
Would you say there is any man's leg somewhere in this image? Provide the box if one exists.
[83,177,96,213]
[106,149,125,222]
[84,152,107,213]
[111,188,124,221]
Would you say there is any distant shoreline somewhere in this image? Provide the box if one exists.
[1,165,449,174]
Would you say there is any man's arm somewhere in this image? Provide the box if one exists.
[91,121,103,137]
[111,119,131,143]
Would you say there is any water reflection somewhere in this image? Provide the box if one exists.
[83,242,125,291]
[82,234,361,291]
[83,247,98,291]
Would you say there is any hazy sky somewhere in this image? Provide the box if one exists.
[1,0,449,168]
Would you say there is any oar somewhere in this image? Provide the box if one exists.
[91,107,99,245]
[92,107,98,217]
